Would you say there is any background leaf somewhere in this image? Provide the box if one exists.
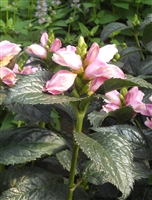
[0,126,67,165]
[100,22,129,42]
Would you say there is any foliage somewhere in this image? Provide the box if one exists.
[0,1,152,200]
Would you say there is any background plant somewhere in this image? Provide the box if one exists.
[0,1,152,200]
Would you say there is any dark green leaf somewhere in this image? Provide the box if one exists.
[87,111,107,128]
[74,131,134,199]
[0,126,67,165]
[3,71,82,105]
[0,167,88,200]
[138,56,152,75]
[92,125,147,148]
[121,51,141,75]
[140,14,152,29]
[133,161,152,181]
[143,23,152,52]
[6,103,53,123]
[96,75,152,94]
[107,106,134,124]
[100,22,129,42]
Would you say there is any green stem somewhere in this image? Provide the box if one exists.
[67,108,85,200]
[39,121,46,128]
[0,164,5,172]
[17,120,22,128]
[134,33,145,60]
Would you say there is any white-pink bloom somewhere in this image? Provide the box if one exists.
[89,77,107,92]
[135,95,152,116]
[125,87,145,112]
[0,66,16,86]
[96,44,118,63]
[52,45,83,70]
[85,60,124,80]
[101,87,145,114]
[13,62,39,75]
[145,117,152,129]
[101,90,121,113]
[0,40,21,67]
[26,44,47,59]
[40,32,48,47]
[50,38,62,52]
[84,42,99,65]
[42,70,77,95]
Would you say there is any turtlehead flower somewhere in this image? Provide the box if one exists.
[84,42,99,65]
[52,45,83,71]
[0,40,21,67]
[125,87,145,112]
[84,44,124,92]
[42,70,77,95]
[0,66,16,86]
[40,32,48,47]
[50,38,62,52]
[13,62,39,75]
[135,95,152,117]
[26,44,47,59]
[102,87,144,113]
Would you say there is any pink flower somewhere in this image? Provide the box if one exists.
[52,45,83,70]
[50,38,62,52]
[26,44,47,59]
[84,42,99,65]
[101,87,145,113]
[42,70,77,95]
[96,44,118,63]
[13,61,39,75]
[125,87,145,112]
[85,60,124,80]
[135,95,152,116]
[40,32,48,47]
[0,40,21,67]
[0,66,16,86]
[89,77,107,92]
[145,117,152,129]
[102,90,121,113]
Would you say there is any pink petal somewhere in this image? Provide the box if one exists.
[125,87,144,110]
[40,32,48,47]
[26,44,47,59]
[42,70,77,94]
[96,44,118,63]
[0,67,16,86]
[85,42,99,64]
[50,38,62,52]
[89,77,107,92]
[0,40,21,60]
[145,117,152,129]
[52,47,82,70]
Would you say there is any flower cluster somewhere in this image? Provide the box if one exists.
[0,40,21,86]
[102,87,152,129]
[35,0,48,24]
[71,0,81,8]
[43,36,125,95]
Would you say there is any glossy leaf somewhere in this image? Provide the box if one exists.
[0,126,67,165]
[6,103,53,123]
[138,56,152,75]
[3,70,82,105]
[100,22,129,42]
[0,167,88,200]
[74,131,134,199]
[96,75,152,94]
